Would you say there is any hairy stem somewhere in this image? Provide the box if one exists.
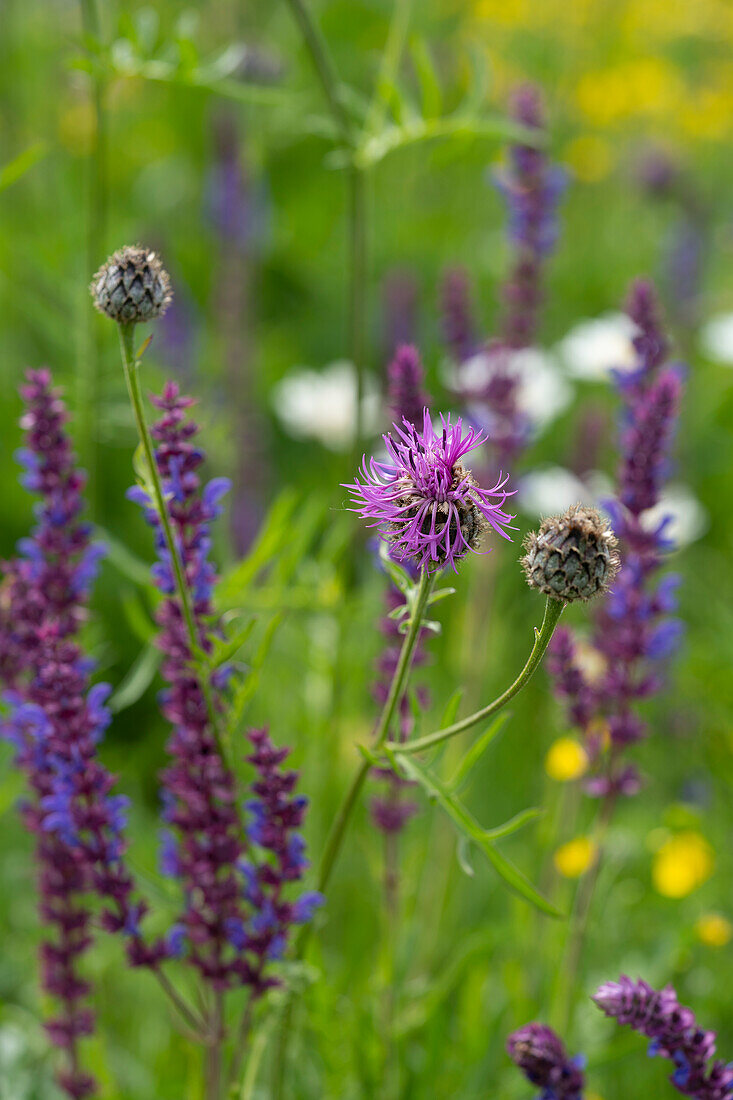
[388,595,564,755]
[117,323,230,766]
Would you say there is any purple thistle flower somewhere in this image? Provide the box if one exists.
[345,411,515,574]
[506,1022,585,1099]
[0,370,162,1100]
[370,347,432,832]
[547,279,685,799]
[130,382,319,992]
[593,977,733,1099]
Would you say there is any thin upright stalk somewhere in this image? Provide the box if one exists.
[281,0,370,456]
[348,165,368,461]
[78,0,107,510]
[117,323,230,766]
[271,570,436,1096]
[204,991,225,1100]
[553,792,616,1033]
[390,595,564,755]
[153,968,210,1040]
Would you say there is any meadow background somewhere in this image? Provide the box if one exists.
[1,1,733,1097]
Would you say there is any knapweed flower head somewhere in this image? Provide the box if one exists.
[90,245,172,325]
[345,410,515,573]
[593,976,733,1099]
[522,505,620,604]
[507,1022,585,1099]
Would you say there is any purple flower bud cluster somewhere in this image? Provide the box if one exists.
[370,347,432,833]
[506,1022,585,1099]
[440,267,478,363]
[443,84,566,466]
[494,84,567,350]
[383,270,419,359]
[129,382,319,989]
[547,280,684,799]
[593,977,733,1098]
[0,371,160,1100]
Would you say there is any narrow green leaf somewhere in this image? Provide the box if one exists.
[109,645,161,713]
[456,835,475,878]
[483,806,542,841]
[206,618,257,669]
[448,712,511,792]
[410,37,442,119]
[439,688,463,729]
[0,143,46,193]
[98,529,154,588]
[397,754,562,917]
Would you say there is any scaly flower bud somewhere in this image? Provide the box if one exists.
[90,246,172,324]
[522,505,619,603]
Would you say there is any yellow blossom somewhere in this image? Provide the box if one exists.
[695,913,732,948]
[652,831,714,899]
[554,836,597,878]
[545,737,589,782]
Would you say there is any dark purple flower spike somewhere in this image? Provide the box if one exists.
[594,977,733,1099]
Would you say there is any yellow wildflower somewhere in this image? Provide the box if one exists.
[695,913,732,948]
[545,737,589,782]
[554,836,597,878]
[652,831,714,898]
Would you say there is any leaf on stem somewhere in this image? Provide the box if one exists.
[396,754,562,917]
[448,712,511,793]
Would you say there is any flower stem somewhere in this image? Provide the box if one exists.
[281,0,370,456]
[553,791,616,1034]
[78,0,107,512]
[270,570,436,1096]
[117,323,230,766]
[389,595,564,755]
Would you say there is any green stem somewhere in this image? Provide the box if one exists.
[388,595,564,755]
[282,0,352,143]
[281,0,369,455]
[78,0,107,512]
[271,571,435,1096]
[317,570,435,896]
[348,165,368,458]
[117,323,229,766]
[553,792,616,1034]
[204,991,225,1100]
